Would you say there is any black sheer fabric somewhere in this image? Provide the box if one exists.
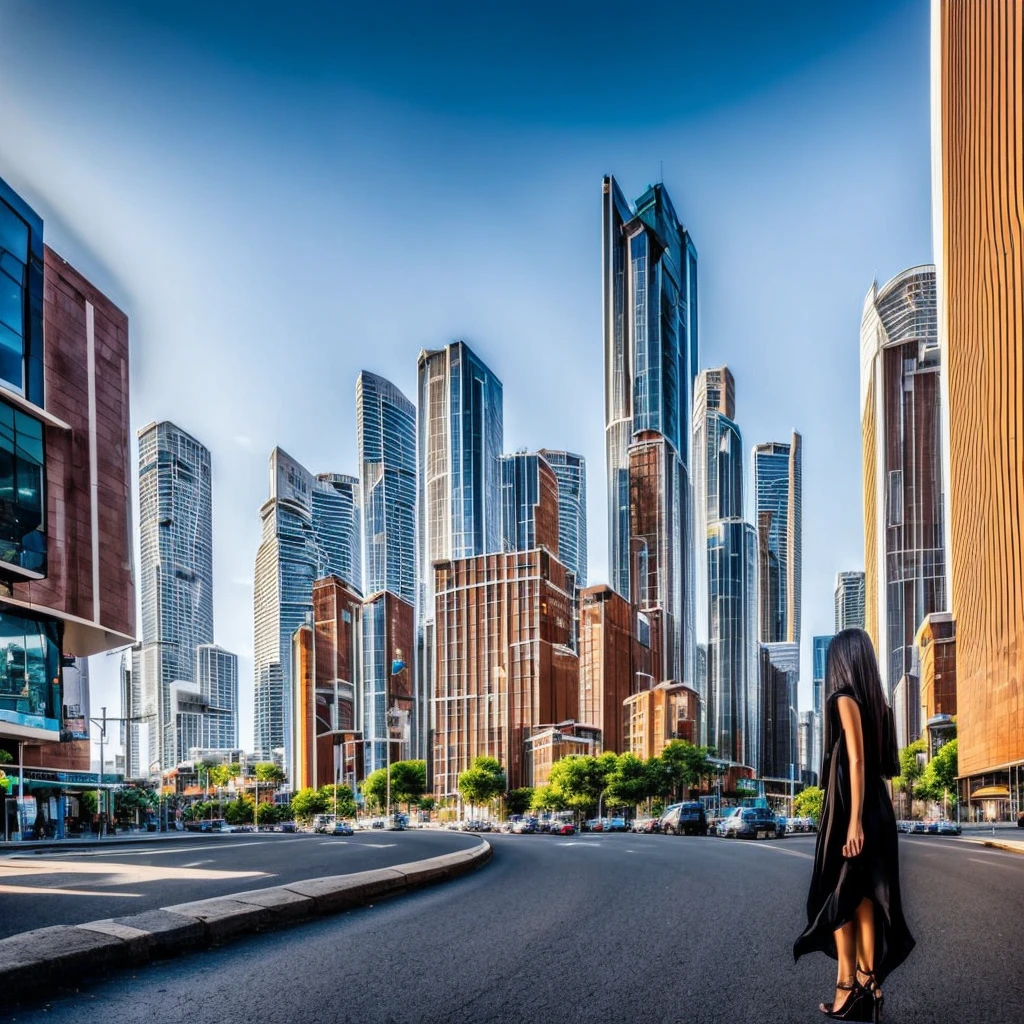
[793,688,915,982]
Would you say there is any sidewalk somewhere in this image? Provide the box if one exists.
[0,840,492,1002]
[1,831,203,854]
[961,835,1024,856]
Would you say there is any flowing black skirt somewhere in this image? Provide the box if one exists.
[793,740,915,982]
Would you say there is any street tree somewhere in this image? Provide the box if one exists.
[892,739,927,815]
[505,788,534,816]
[254,762,286,785]
[915,739,958,809]
[548,753,616,815]
[208,764,233,788]
[389,760,428,809]
[530,785,567,813]
[318,784,357,818]
[290,787,327,824]
[605,753,651,811]
[224,796,254,825]
[361,769,389,812]
[793,786,824,823]
[458,756,506,814]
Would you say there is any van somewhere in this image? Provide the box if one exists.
[660,801,708,836]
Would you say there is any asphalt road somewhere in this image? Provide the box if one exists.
[0,829,480,939]
[4,830,1023,1023]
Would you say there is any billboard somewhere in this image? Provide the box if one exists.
[61,655,90,740]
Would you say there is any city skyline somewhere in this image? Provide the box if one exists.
[0,2,936,753]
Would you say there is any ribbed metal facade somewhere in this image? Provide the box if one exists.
[136,422,214,774]
[933,0,1024,786]
[311,474,361,592]
[197,644,238,751]
[537,449,588,588]
[834,571,866,632]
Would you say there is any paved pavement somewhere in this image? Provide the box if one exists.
[4,830,1023,1023]
[0,829,480,939]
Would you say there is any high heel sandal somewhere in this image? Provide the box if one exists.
[819,980,871,1020]
[856,967,884,1022]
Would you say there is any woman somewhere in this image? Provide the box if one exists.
[793,629,915,1021]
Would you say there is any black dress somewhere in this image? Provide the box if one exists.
[793,688,915,982]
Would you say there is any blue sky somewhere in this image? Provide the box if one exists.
[0,0,933,756]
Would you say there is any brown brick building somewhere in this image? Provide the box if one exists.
[1,176,134,839]
[524,722,602,788]
[578,584,658,754]
[432,548,578,795]
[623,683,701,761]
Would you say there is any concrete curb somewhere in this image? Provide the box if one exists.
[967,838,1024,856]
[0,840,492,1001]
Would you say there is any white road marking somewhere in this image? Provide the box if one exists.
[0,884,142,897]
[5,842,274,860]
[727,841,813,859]
[0,859,268,883]
[967,857,1022,870]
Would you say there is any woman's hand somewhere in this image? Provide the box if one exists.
[843,820,864,858]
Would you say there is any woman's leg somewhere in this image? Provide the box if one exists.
[855,897,881,995]
[829,920,859,1010]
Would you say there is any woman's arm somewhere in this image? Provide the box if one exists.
[837,695,865,857]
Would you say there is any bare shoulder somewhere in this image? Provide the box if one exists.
[836,695,863,729]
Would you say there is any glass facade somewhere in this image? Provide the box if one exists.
[753,436,802,645]
[812,635,832,778]
[0,398,46,577]
[0,607,60,736]
[0,176,44,407]
[417,341,503,761]
[254,448,356,768]
[136,422,214,774]
[603,176,698,688]
[860,267,944,700]
[834,571,866,631]
[537,449,587,587]
[312,473,361,591]
[356,371,416,603]
[197,644,238,751]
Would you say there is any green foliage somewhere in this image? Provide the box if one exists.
[658,741,716,801]
[915,739,958,804]
[290,787,328,823]
[605,753,655,809]
[0,774,11,794]
[389,760,427,808]
[224,797,254,825]
[458,756,506,809]
[546,754,616,813]
[361,769,388,812]
[114,787,157,822]
[255,801,287,825]
[254,762,286,784]
[81,791,98,815]
[530,785,567,813]
[793,786,824,823]
[208,764,233,788]
[418,795,436,812]
[0,749,13,765]
[505,788,534,816]
[892,739,928,799]
[318,784,357,818]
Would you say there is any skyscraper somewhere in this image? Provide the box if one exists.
[753,435,802,645]
[537,449,588,588]
[861,267,944,705]
[499,452,561,557]
[120,651,140,777]
[311,474,361,592]
[254,448,354,768]
[136,422,214,774]
[812,635,832,780]
[834,571,867,632]
[417,341,503,762]
[932,0,1024,810]
[603,175,699,688]
[693,367,755,764]
[356,371,416,603]
[759,641,799,781]
[197,644,238,750]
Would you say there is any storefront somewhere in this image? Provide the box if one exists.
[1,767,120,841]
[959,762,1024,823]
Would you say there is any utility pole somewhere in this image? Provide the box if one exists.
[96,707,106,838]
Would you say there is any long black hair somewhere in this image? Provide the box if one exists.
[823,628,900,778]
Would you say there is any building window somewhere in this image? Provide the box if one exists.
[0,182,44,405]
[0,399,46,577]
[0,607,61,731]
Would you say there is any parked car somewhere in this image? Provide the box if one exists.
[583,818,603,833]
[279,821,297,833]
[332,820,354,836]
[631,817,658,834]
[313,815,334,834]
[555,822,576,836]
[660,802,708,836]
[911,820,928,834]
[606,817,628,833]
[511,818,537,834]
[720,807,781,840]
[936,819,961,836]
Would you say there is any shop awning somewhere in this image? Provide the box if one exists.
[970,786,1010,799]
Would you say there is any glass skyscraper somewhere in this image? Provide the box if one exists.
[136,422,214,775]
[417,341,503,761]
[537,449,587,588]
[197,644,238,750]
[834,571,866,632]
[311,473,361,591]
[254,447,353,768]
[753,435,803,645]
[356,371,416,603]
[860,267,944,701]
[812,635,832,779]
[499,452,561,557]
[603,175,698,687]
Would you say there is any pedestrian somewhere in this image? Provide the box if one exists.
[793,629,915,1021]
